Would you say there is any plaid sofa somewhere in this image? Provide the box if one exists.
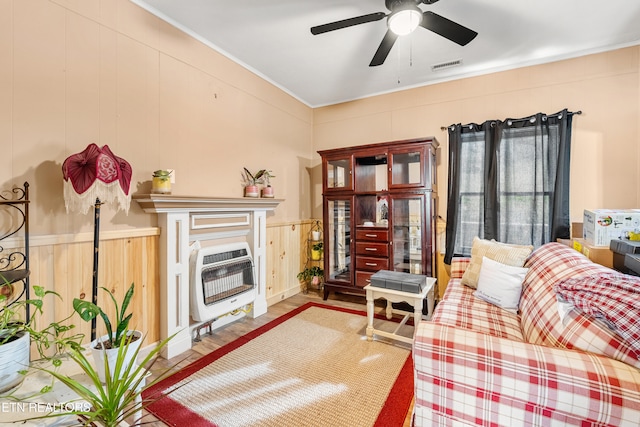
[413,242,640,426]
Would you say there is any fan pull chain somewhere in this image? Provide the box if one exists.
[396,38,401,84]
[410,36,413,67]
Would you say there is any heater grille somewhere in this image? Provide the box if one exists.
[201,258,254,305]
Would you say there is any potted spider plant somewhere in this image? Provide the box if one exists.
[28,332,177,427]
[73,283,142,383]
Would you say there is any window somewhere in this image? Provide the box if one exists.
[444,109,577,263]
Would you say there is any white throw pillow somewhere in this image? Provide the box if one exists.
[474,256,528,313]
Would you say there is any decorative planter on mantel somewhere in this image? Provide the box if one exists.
[133,194,282,359]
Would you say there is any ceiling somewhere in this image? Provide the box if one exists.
[130,0,640,108]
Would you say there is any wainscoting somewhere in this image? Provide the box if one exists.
[18,229,162,352]
[7,219,315,354]
[265,219,319,306]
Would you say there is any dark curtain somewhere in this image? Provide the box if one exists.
[444,109,575,264]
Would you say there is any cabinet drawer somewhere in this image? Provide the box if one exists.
[355,229,389,241]
[355,241,389,257]
[355,271,375,288]
[356,256,389,271]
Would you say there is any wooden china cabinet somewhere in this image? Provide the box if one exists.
[318,137,439,300]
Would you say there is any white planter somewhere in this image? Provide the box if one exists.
[312,231,321,241]
[91,330,142,383]
[0,331,30,393]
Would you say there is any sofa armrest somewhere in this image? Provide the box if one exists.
[413,322,640,427]
[449,257,471,279]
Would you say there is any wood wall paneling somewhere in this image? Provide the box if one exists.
[265,220,316,305]
[20,221,312,356]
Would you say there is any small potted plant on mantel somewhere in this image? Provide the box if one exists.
[260,170,276,198]
[242,168,276,198]
[242,168,264,198]
[151,170,172,194]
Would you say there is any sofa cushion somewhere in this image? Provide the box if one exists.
[433,279,524,342]
[450,257,471,280]
[520,242,640,369]
[461,237,533,289]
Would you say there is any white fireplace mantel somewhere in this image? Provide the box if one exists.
[134,194,282,358]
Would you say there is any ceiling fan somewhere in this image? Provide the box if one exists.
[310,0,478,67]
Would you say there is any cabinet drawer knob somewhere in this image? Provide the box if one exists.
[365,247,377,251]
[366,263,377,266]
[365,234,377,237]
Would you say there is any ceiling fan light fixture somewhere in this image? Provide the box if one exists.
[388,6,423,36]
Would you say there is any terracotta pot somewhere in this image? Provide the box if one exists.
[244,185,259,197]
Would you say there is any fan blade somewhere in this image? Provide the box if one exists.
[420,11,478,46]
[311,12,386,35]
[369,30,399,67]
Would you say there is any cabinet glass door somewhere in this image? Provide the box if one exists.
[391,195,424,274]
[326,198,352,284]
[326,156,352,191]
[390,147,424,188]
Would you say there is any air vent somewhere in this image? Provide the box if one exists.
[431,59,463,72]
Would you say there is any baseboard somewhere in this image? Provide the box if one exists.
[267,285,303,306]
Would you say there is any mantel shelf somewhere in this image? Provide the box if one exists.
[133,194,283,213]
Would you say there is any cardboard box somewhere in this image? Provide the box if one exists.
[571,222,583,239]
[583,209,640,247]
[557,238,613,268]
[557,239,570,249]
[576,238,614,268]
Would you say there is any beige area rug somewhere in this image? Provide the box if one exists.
[144,302,414,427]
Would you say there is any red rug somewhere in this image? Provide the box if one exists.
[144,302,414,427]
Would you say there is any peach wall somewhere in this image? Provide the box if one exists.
[2,1,639,244]
[313,47,640,224]
[0,0,314,236]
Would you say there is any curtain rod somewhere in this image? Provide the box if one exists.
[440,110,582,131]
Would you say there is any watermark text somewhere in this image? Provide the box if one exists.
[1,401,91,413]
